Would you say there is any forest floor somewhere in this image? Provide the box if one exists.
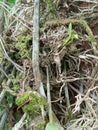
[0,0,98,130]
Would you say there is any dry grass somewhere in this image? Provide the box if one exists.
[0,0,98,129]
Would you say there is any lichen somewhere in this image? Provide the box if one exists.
[15,34,32,59]
[16,91,46,113]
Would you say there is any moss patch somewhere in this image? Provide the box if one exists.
[16,91,46,113]
[15,34,32,59]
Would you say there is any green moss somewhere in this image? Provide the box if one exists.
[9,73,22,91]
[35,119,45,130]
[15,34,32,59]
[16,91,46,113]
[46,0,56,14]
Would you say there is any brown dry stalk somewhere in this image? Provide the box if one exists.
[86,63,98,89]
[46,19,98,92]
[0,0,7,36]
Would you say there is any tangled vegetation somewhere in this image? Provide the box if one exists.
[0,0,98,130]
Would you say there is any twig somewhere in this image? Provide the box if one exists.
[56,76,92,83]
[69,83,84,96]
[0,89,6,104]
[0,67,9,79]
[0,63,12,85]
[0,79,11,104]
[0,110,8,130]
[86,63,98,89]
[73,0,98,4]
[0,2,32,31]
[0,0,7,36]
[0,38,23,72]
[12,113,27,130]
[46,67,53,123]
[79,54,98,60]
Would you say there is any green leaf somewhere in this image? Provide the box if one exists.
[62,23,78,46]
[8,0,15,3]
[62,23,72,46]
[45,123,59,130]
[0,0,15,6]
[0,0,15,3]
[68,23,72,37]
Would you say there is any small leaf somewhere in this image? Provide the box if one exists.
[62,23,73,46]
[45,123,59,130]
[68,23,72,37]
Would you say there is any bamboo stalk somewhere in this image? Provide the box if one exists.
[32,0,46,121]
[32,0,41,89]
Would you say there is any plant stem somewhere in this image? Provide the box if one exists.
[32,0,41,89]
[0,110,8,130]
[0,0,7,36]
[64,63,72,119]
[46,67,53,123]
[12,113,27,130]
